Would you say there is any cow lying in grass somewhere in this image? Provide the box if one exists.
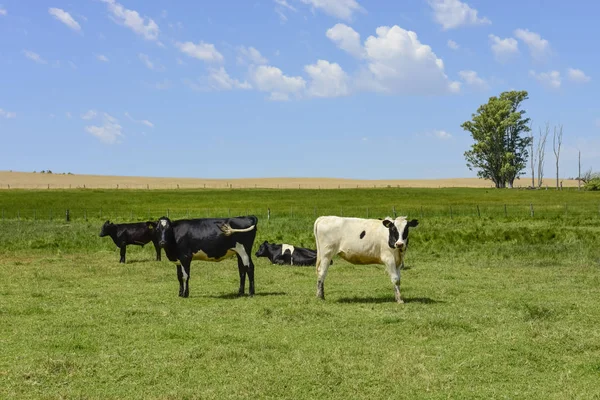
[313,216,419,303]
[154,216,258,298]
[255,240,324,266]
[99,220,161,263]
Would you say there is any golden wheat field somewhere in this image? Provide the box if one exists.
[0,171,579,190]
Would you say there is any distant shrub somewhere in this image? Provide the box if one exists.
[584,178,600,191]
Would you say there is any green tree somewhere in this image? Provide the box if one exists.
[462,91,532,188]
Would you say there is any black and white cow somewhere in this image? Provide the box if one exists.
[99,220,161,263]
[313,216,419,303]
[255,241,323,266]
[154,216,258,298]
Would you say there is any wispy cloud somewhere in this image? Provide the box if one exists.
[176,41,224,63]
[81,110,98,120]
[22,50,47,64]
[100,0,159,41]
[96,54,109,63]
[138,53,164,71]
[428,0,490,30]
[125,112,154,128]
[48,8,82,32]
[0,8,7,16]
[567,68,591,83]
[0,108,17,119]
[85,113,123,144]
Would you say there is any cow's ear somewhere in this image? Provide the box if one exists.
[408,219,419,227]
[382,219,394,228]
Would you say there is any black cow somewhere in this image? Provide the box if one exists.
[99,220,161,263]
[154,216,258,298]
[255,241,326,266]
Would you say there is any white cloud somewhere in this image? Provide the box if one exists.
[206,67,252,90]
[48,8,81,32]
[176,41,224,63]
[428,0,490,30]
[529,70,561,89]
[514,29,550,60]
[151,80,172,90]
[85,113,123,144]
[433,130,452,139]
[326,23,365,58]
[274,0,296,11]
[489,34,518,61]
[81,110,98,120]
[100,0,159,41]
[0,108,16,119]
[138,53,164,71]
[250,65,306,101]
[22,50,47,64]
[304,59,350,98]
[447,39,459,50]
[0,8,6,16]
[357,25,460,95]
[96,54,109,62]
[567,68,590,83]
[300,0,364,21]
[237,46,268,65]
[125,112,154,128]
[66,112,72,119]
[459,70,488,90]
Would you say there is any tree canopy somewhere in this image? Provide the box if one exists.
[462,90,532,188]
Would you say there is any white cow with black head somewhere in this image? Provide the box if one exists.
[313,215,419,303]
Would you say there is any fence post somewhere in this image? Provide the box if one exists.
[530,204,534,217]
[267,208,271,222]
[477,205,480,218]
[167,209,170,218]
[228,208,231,217]
[393,206,396,218]
[504,204,507,218]
[65,209,70,222]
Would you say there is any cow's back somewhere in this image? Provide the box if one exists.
[315,216,387,265]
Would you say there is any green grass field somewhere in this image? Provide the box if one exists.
[1,188,600,399]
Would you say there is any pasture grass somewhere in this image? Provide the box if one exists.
[1,188,600,398]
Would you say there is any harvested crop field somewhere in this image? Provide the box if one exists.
[0,171,580,189]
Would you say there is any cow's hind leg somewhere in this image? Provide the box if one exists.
[176,264,184,297]
[234,242,254,296]
[180,259,191,298]
[316,253,333,300]
[119,244,127,264]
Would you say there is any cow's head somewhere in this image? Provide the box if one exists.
[255,241,270,257]
[99,220,114,237]
[382,217,419,251]
[155,217,174,248]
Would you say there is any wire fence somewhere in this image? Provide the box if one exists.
[1,203,600,223]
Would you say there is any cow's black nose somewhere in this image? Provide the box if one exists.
[159,241,167,247]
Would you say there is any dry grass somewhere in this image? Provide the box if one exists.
[0,171,579,190]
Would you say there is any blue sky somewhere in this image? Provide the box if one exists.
[0,0,598,180]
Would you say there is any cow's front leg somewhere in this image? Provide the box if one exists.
[119,244,127,263]
[153,240,161,261]
[386,260,403,304]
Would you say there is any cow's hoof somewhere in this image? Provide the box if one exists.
[396,298,404,304]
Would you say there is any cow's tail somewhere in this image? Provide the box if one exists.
[313,217,321,276]
[220,223,256,236]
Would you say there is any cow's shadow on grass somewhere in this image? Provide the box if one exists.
[202,291,287,300]
[336,295,443,305]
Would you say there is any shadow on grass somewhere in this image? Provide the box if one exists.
[123,259,159,264]
[201,291,287,299]
[337,295,443,304]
